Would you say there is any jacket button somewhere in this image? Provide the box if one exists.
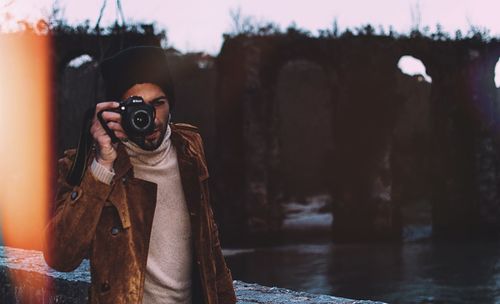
[122,176,127,183]
[110,227,120,236]
[70,191,78,200]
[100,281,110,292]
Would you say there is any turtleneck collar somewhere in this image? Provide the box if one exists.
[123,124,172,166]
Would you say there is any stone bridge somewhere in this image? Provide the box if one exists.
[214,34,500,243]
[48,31,500,244]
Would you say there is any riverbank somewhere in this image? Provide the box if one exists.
[0,245,383,303]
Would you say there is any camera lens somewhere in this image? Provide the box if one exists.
[131,110,151,130]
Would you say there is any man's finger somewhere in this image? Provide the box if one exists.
[96,135,112,147]
[113,131,127,139]
[100,111,122,122]
[107,121,125,133]
[95,101,119,112]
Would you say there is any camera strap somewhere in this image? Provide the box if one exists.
[66,106,96,187]
[97,109,121,143]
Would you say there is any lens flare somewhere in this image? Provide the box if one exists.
[0,32,53,302]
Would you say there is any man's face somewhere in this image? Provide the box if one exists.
[121,83,170,151]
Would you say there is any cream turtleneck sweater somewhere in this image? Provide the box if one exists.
[90,125,193,304]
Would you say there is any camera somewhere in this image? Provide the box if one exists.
[97,95,156,143]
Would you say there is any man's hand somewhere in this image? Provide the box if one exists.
[90,101,127,170]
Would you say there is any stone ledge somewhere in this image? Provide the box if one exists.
[0,246,385,304]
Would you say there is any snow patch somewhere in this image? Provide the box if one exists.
[67,54,93,68]
[222,248,256,256]
[282,194,333,230]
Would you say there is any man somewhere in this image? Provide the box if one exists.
[43,46,236,304]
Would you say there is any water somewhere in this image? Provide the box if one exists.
[3,193,498,303]
[225,240,500,304]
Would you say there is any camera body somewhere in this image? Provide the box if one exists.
[116,95,156,137]
[97,95,156,143]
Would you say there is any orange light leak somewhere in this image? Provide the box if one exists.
[0,32,53,302]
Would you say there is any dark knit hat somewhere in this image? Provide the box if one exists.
[100,46,176,109]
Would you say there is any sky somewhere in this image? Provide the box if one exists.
[2,0,500,86]
[3,0,500,54]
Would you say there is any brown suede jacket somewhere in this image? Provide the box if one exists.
[43,123,236,304]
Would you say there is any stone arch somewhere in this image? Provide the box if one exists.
[214,37,341,243]
[274,59,334,199]
[271,59,336,233]
[259,49,340,238]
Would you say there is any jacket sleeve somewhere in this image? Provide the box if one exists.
[43,150,113,272]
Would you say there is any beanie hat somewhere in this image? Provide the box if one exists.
[100,46,176,109]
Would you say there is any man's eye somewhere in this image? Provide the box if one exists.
[152,99,166,107]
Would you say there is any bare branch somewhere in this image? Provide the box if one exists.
[410,0,421,32]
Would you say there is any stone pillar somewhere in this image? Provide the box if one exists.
[240,41,283,235]
[215,38,283,243]
[330,47,402,241]
[427,47,500,238]
[214,39,248,243]
[467,50,500,235]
